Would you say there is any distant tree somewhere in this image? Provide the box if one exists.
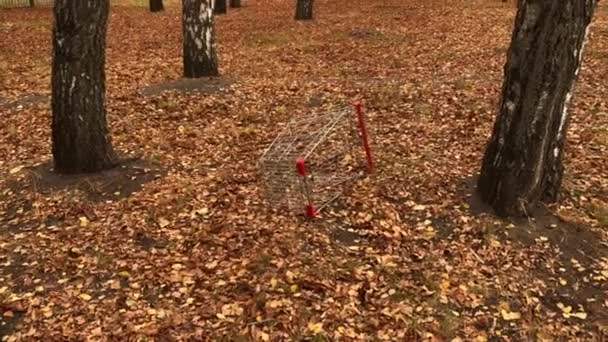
[29,0,34,7]
[183,0,219,78]
[52,0,116,173]
[214,0,227,14]
[295,0,313,20]
[229,0,241,8]
[478,0,597,216]
[150,0,164,12]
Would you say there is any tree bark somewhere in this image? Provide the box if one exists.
[229,0,241,8]
[478,0,596,216]
[214,0,227,14]
[149,0,164,12]
[29,0,35,7]
[183,0,219,78]
[52,0,116,174]
[295,0,313,20]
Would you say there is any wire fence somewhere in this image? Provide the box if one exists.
[0,0,53,8]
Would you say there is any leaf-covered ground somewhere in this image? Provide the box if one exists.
[1,0,607,340]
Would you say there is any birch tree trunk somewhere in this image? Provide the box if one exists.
[478,0,596,216]
[52,0,116,174]
[182,0,219,78]
[295,0,313,20]
[149,0,164,12]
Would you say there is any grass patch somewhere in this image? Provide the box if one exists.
[589,202,608,227]
[588,50,608,62]
[594,128,608,147]
[248,253,273,275]
[436,310,462,339]
[248,32,302,48]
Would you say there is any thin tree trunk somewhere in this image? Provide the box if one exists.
[295,0,313,20]
[229,0,241,8]
[52,0,116,174]
[478,0,596,216]
[183,0,219,78]
[29,0,35,7]
[149,0,164,12]
[214,0,227,14]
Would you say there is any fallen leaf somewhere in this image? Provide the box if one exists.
[500,309,521,321]
[308,321,324,334]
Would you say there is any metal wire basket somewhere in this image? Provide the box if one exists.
[258,102,373,217]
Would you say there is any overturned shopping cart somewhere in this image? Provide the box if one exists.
[258,102,373,217]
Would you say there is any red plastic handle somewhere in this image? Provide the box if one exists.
[296,158,307,176]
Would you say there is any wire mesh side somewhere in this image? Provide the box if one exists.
[258,106,369,215]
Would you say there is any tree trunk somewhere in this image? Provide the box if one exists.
[29,0,34,7]
[214,0,227,14]
[295,0,313,20]
[149,0,164,12]
[229,0,241,8]
[478,0,596,216]
[182,0,219,78]
[52,0,116,174]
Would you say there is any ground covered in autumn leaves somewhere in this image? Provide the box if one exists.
[1,0,608,340]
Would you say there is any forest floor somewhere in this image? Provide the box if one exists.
[1,0,608,340]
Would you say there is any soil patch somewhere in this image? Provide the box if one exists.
[141,77,233,96]
[9,157,165,202]
[459,176,608,326]
[0,94,48,111]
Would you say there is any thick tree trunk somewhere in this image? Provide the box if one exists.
[52,0,116,174]
[183,0,219,78]
[214,0,227,14]
[149,0,164,12]
[478,0,596,216]
[229,0,241,8]
[295,0,313,20]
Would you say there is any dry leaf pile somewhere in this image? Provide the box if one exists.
[1,0,607,340]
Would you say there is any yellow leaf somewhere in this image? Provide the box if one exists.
[290,284,298,293]
[43,309,53,318]
[158,218,170,228]
[79,216,89,227]
[286,271,295,283]
[308,321,324,334]
[118,271,131,278]
[270,277,278,288]
[195,207,209,216]
[257,331,270,341]
[559,278,567,286]
[80,293,92,301]
[9,166,23,174]
[221,303,243,316]
[500,309,521,321]
[569,311,587,319]
[557,302,572,314]
[474,333,488,342]
[440,279,450,291]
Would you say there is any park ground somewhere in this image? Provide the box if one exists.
[1,0,608,340]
